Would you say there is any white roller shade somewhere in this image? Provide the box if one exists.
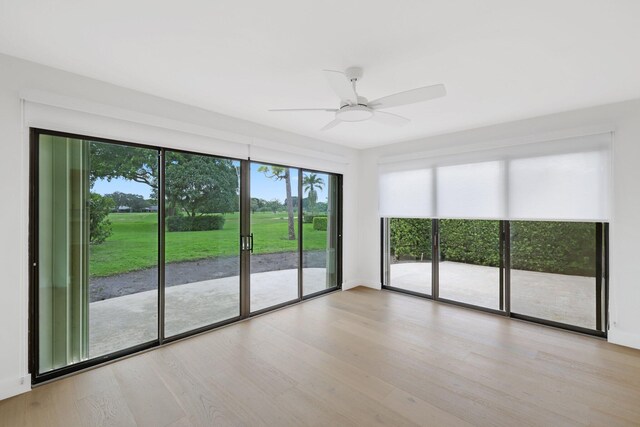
[436,161,505,219]
[379,168,433,218]
[509,150,610,221]
[378,132,612,222]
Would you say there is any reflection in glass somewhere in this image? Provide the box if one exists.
[438,219,501,309]
[510,221,598,329]
[388,218,432,295]
[164,152,241,337]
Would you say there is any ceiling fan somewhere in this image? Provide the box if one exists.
[269,67,446,131]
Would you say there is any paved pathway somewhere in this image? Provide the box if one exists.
[390,261,596,329]
[89,268,328,357]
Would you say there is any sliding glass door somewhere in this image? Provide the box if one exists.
[249,163,300,312]
[302,171,340,296]
[31,129,343,382]
[36,133,159,374]
[438,219,502,310]
[164,151,241,337]
[385,218,433,296]
[381,217,607,335]
[510,221,605,330]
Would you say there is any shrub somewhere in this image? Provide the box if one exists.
[389,218,596,276]
[390,218,432,260]
[303,214,316,224]
[510,221,595,276]
[167,214,225,232]
[313,216,328,231]
[439,219,501,267]
[90,193,115,244]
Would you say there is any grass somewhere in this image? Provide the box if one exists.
[89,212,328,277]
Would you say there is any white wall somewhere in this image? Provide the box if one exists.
[0,53,359,400]
[357,99,640,350]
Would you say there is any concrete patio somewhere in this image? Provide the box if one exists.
[88,268,329,357]
[390,261,596,329]
[88,261,597,358]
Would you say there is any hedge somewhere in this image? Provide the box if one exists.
[303,214,317,224]
[390,218,596,276]
[313,216,328,231]
[167,214,225,232]
[389,218,432,260]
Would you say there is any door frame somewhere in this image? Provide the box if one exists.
[29,129,343,385]
[381,217,608,337]
[243,160,343,316]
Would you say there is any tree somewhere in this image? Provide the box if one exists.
[303,173,325,214]
[105,191,150,212]
[251,198,267,214]
[165,152,239,217]
[266,199,282,214]
[90,144,239,218]
[257,166,295,240]
[90,143,158,189]
[90,193,115,244]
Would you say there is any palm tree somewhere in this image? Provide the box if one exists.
[303,173,325,214]
[258,165,296,240]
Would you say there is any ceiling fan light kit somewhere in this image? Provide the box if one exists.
[269,67,446,131]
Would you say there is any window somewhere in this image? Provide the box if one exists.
[30,129,343,383]
[381,218,608,335]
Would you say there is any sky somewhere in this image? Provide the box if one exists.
[91,163,329,204]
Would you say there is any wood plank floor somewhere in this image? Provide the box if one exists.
[2,286,640,427]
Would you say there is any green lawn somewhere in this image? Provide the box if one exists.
[89,212,328,277]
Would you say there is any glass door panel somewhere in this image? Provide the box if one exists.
[438,219,502,310]
[510,221,600,330]
[164,151,241,337]
[387,218,432,295]
[37,134,159,373]
[249,163,300,312]
[302,172,339,295]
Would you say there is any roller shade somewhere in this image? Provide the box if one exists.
[436,161,505,219]
[378,132,611,221]
[508,150,610,221]
[379,167,434,218]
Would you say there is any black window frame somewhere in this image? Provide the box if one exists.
[29,127,343,384]
[381,217,608,338]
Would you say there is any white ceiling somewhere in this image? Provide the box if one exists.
[1,1,639,149]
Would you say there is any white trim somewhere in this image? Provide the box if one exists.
[20,88,251,145]
[19,99,29,389]
[608,327,640,350]
[0,375,31,401]
[342,281,380,291]
[20,89,351,170]
[378,125,616,166]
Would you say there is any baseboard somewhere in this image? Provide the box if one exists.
[0,374,31,401]
[608,328,640,350]
[342,281,381,291]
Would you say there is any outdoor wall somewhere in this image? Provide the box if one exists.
[0,53,360,400]
[357,99,640,351]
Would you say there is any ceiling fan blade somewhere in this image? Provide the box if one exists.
[320,119,342,131]
[323,70,358,104]
[269,108,338,112]
[372,110,410,127]
[369,84,446,109]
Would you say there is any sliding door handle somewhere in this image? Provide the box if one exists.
[249,233,254,253]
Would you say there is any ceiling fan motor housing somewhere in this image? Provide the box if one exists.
[336,104,373,122]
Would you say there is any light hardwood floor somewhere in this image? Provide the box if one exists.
[2,286,640,427]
